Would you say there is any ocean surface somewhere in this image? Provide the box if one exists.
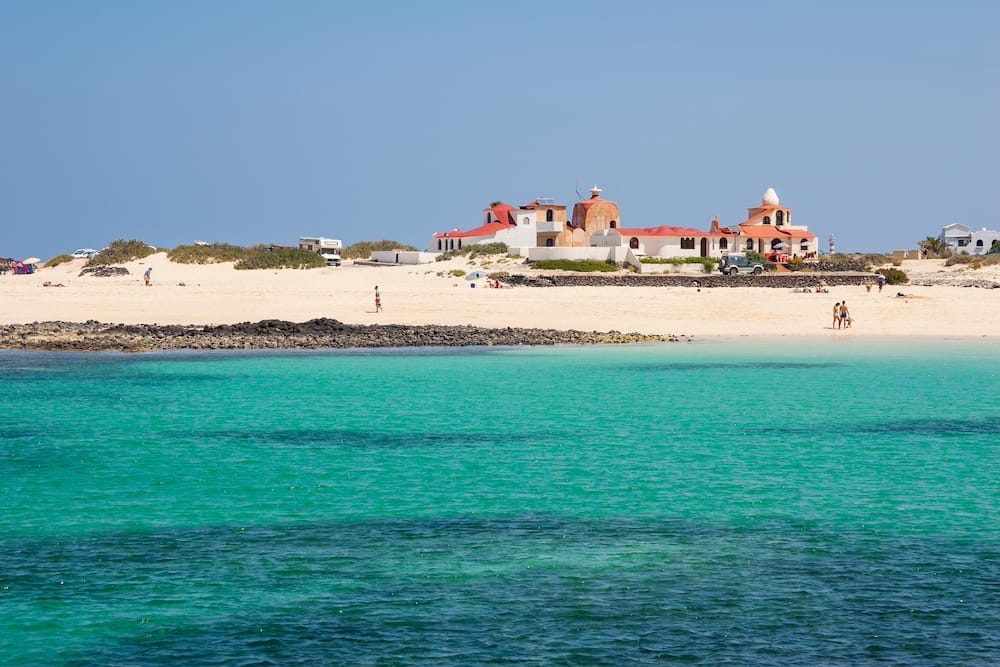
[1,339,998,665]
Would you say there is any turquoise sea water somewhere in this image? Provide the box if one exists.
[1,340,998,665]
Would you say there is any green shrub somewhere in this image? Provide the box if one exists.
[875,267,908,285]
[467,242,509,258]
[45,254,74,267]
[639,256,718,272]
[169,243,251,264]
[448,268,466,277]
[342,240,417,260]
[746,251,768,265]
[530,259,619,272]
[435,242,510,262]
[826,252,893,265]
[86,240,158,266]
[234,247,325,270]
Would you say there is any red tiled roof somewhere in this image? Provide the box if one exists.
[434,221,509,239]
[616,225,724,237]
[737,223,816,239]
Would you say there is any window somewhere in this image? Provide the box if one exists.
[629,237,640,249]
[763,216,771,225]
[546,210,554,222]
[546,238,554,247]
[977,240,984,247]
[437,239,442,250]
[746,239,753,250]
[720,238,728,250]
[610,220,617,229]
[680,237,695,250]
[776,210,784,225]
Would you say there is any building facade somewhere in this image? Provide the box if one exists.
[939,223,1000,255]
[429,186,817,262]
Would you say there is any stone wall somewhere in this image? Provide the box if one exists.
[504,272,875,288]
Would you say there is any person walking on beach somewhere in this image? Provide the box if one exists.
[833,302,841,329]
[144,267,152,286]
[877,274,886,292]
[374,286,383,313]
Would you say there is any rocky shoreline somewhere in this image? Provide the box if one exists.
[0,319,690,352]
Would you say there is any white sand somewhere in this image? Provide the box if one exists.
[2,256,998,338]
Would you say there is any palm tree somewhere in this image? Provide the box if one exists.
[919,236,947,257]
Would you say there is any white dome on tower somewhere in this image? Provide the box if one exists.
[762,188,780,206]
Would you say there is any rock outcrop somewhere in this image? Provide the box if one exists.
[0,319,689,352]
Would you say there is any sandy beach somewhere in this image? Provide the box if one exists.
[1,256,997,339]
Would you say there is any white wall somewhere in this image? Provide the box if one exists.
[526,247,632,263]
[970,229,1000,255]
[371,250,440,264]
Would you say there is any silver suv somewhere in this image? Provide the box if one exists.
[719,253,763,275]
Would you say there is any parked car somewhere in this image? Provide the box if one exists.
[719,253,764,275]
[71,248,97,259]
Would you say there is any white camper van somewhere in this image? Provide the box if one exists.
[298,237,343,266]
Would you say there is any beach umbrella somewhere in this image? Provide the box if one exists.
[773,243,790,250]
[466,270,488,280]
[22,257,41,264]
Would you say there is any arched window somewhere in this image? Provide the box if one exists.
[546,210,554,222]
[720,238,728,250]
[763,216,771,225]
[546,238,554,247]
[610,220,617,229]
[629,237,639,249]
[746,239,753,250]
[458,240,462,249]
[976,239,984,247]
[776,210,784,226]
[438,239,442,250]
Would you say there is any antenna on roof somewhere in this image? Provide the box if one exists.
[575,181,584,201]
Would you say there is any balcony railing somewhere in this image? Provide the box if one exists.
[536,221,563,233]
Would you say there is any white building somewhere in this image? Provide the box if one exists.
[940,223,1000,255]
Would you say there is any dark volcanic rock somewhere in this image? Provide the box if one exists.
[0,319,688,352]
[504,273,874,288]
[79,266,130,278]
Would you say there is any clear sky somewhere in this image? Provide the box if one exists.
[2,0,997,260]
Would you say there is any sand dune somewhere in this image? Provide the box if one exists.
[2,255,997,339]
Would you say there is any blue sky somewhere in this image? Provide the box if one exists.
[2,1,997,260]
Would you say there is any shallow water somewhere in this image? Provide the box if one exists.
[2,340,998,664]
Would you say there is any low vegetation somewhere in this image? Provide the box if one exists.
[530,259,619,272]
[234,247,325,270]
[945,253,1000,268]
[639,256,718,272]
[875,267,908,284]
[169,243,251,264]
[342,240,417,260]
[44,254,74,267]
[86,240,158,266]
[436,242,510,262]
[825,252,892,266]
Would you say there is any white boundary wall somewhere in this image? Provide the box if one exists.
[370,251,440,265]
